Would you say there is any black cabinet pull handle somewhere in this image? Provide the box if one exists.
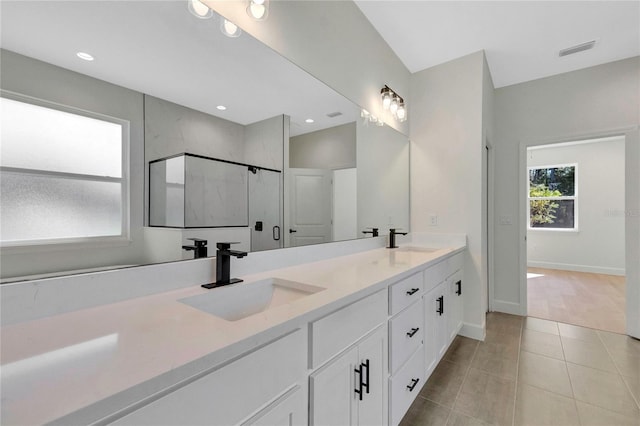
[456,280,462,296]
[437,296,444,315]
[406,288,419,296]
[363,359,370,394]
[289,229,297,233]
[273,226,280,241]
[354,364,363,401]
[407,378,420,392]
[406,327,420,338]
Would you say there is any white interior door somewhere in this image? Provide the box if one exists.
[288,168,332,247]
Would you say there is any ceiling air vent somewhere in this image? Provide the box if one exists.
[326,111,342,118]
[559,40,596,57]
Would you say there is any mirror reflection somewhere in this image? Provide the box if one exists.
[0,0,409,281]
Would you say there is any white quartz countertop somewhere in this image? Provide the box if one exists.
[0,244,464,425]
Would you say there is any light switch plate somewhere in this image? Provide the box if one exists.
[429,215,438,226]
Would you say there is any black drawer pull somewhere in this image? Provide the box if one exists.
[362,359,370,394]
[354,364,363,400]
[437,295,444,315]
[456,280,462,296]
[406,288,419,296]
[406,327,420,338]
[407,378,420,392]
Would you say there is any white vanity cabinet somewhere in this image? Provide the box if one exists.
[424,280,448,376]
[309,290,388,426]
[447,269,464,344]
[242,386,306,426]
[111,329,307,426]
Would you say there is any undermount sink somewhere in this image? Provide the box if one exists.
[394,246,441,253]
[179,278,325,321]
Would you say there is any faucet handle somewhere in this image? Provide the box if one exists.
[188,238,207,246]
[216,241,241,250]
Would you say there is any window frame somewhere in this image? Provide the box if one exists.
[0,90,131,250]
[527,162,579,232]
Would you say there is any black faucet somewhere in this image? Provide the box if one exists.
[387,228,408,249]
[362,227,379,237]
[202,242,248,289]
[182,238,208,259]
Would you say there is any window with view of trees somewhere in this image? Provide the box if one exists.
[528,165,577,230]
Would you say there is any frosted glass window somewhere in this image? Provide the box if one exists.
[1,97,122,177]
[1,173,122,242]
[0,95,127,245]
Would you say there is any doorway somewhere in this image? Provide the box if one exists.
[523,136,626,333]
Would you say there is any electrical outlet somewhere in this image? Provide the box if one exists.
[499,215,513,225]
[429,215,438,226]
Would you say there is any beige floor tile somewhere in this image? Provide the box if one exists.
[487,312,523,334]
[575,401,640,426]
[609,348,640,379]
[420,360,468,408]
[453,368,516,426]
[622,374,640,406]
[446,411,491,426]
[598,330,640,356]
[485,327,521,345]
[521,329,564,360]
[471,342,519,380]
[399,397,451,426]
[444,336,479,367]
[524,317,559,335]
[567,362,639,416]
[557,322,601,344]
[561,336,618,373]
[518,351,573,397]
[514,383,580,426]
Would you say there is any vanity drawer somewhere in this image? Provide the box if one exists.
[389,345,425,426]
[447,252,464,276]
[389,300,424,374]
[310,289,387,369]
[112,329,306,426]
[389,272,423,315]
[423,261,448,292]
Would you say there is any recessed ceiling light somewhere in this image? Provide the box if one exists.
[305,118,314,123]
[76,52,94,61]
[216,105,227,111]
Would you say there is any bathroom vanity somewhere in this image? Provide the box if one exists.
[0,242,465,426]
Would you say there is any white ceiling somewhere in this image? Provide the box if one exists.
[355,1,640,88]
[0,1,358,137]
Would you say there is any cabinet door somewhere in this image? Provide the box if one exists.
[244,386,306,426]
[357,326,387,426]
[447,271,463,344]
[310,346,358,426]
[424,282,447,375]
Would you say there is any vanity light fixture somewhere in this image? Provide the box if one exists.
[380,85,406,123]
[76,52,94,61]
[247,0,269,21]
[188,0,213,19]
[305,118,314,123]
[221,18,242,38]
[216,105,227,111]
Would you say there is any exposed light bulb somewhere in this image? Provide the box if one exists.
[188,0,213,19]
[247,0,269,20]
[221,18,241,38]
[381,88,391,110]
[396,102,406,121]
[390,96,399,115]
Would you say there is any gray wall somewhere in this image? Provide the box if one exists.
[0,49,146,278]
[290,122,356,169]
[206,0,410,136]
[409,51,488,339]
[494,57,639,335]
[526,138,626,275]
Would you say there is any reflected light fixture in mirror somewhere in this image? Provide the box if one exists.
[380,85,407,123]
[188,0,213,19]
[247,0,269,21]
[221,18,242,38]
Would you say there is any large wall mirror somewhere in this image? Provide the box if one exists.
[0,1,409,281]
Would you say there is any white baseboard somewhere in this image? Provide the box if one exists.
[527,261,625,276]
[459,322,485,341]
[492,299,525,316]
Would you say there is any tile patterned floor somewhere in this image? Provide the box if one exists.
[399,313,640,426]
